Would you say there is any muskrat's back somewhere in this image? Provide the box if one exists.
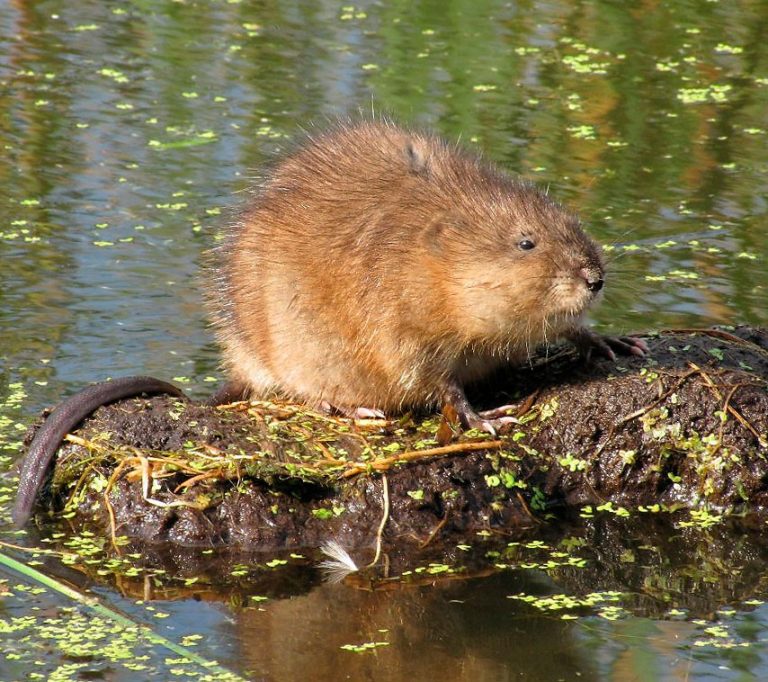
[210,120,606,414]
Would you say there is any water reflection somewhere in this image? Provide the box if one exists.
[33,513,767,681]
[234,572,597,681]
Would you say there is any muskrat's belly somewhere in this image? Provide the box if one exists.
[224,283,429,409]
[228,336,438,410]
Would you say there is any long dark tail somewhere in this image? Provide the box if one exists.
[12,376,186,527]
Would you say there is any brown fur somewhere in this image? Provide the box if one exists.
[208,120,605,417]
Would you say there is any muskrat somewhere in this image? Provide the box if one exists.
[12,119,646,526]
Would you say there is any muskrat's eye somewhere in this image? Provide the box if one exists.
[518,238,536,251]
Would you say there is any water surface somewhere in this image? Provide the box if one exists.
[1,1,767,679]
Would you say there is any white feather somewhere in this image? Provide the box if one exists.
[318,540,359,583]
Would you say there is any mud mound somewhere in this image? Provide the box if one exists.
[23,327,768,549]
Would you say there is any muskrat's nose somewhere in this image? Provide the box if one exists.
[579,267,604,293]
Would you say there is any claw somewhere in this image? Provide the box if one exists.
[351,406,386,419]
[451,405,492,434]
[569,328,649,361]
[477,404,519,421]
[629,337,650,354]
[480,421,497,436]
[318,401,386,419]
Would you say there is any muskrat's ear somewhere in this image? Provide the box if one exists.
[405,138,430,176]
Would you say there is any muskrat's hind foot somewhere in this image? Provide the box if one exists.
[477,405,520,422]
[464,407,519,435]
[318,400,386,420]
[441,379,504,435]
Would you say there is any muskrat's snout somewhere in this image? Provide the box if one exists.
[579,266,604,293]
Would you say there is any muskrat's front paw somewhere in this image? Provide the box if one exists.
[569,329,648,361]
[593,334,648,359]
[608,335,649,357]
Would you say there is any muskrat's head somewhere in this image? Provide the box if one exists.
[421,174,605,347]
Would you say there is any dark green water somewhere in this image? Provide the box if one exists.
[1,1,767,679]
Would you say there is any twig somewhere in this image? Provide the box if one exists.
[174,470,224,492]
[713,384,741,454]
[103,458,131,552]
[514,490,543,524]
[0,540,60,555]
[341,439,503,478]
[662,327,768,355]
[615,368,700,427]
[367,474,390,568]
[418,514,449,549]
